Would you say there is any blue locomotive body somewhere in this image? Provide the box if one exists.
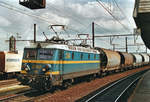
[62,50,100,74]
[18,43,100,90]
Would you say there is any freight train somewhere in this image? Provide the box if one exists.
[17,38,150,90]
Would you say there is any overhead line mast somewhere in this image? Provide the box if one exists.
[92,22,95,48]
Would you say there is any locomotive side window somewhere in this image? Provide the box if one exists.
[94,54,96,60]
[81,53,83,60]
[39,49,54,60]
[97,55,99,59]
[72,52,74,60]
[88,54,90,60]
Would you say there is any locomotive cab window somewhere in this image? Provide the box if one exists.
[39,49,54,60]
[24,49,37,60]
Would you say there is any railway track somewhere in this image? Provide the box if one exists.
[0,68,148,102]
[0,89,37,102]
[0,79,19,87]
[0,86,52,102]
[78,69,148,102]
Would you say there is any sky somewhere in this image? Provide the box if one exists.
[0,0,148,53]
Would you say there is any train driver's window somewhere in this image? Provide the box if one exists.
[26,50,37,59]
[39,49,54,60]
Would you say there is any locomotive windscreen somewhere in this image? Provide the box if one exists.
[23,48,55,60]
[23,48,37,60]
[39,49,54,60]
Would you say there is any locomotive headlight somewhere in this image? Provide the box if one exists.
[25,68,28,71]
[42,68,46,72]
[24,65,30,71]
[43,64,52,72]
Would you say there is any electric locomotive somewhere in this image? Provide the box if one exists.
[18,38,101,90]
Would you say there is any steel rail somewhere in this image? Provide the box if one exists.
[85,70,146,102]
[114,75,142,102]
[85,73,133,102]
[0,89,36,101]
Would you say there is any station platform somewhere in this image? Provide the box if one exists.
[130,70,150,102]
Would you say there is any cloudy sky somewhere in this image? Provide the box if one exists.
[0,0,148,52]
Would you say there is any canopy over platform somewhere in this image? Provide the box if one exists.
[133,0,150,49]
